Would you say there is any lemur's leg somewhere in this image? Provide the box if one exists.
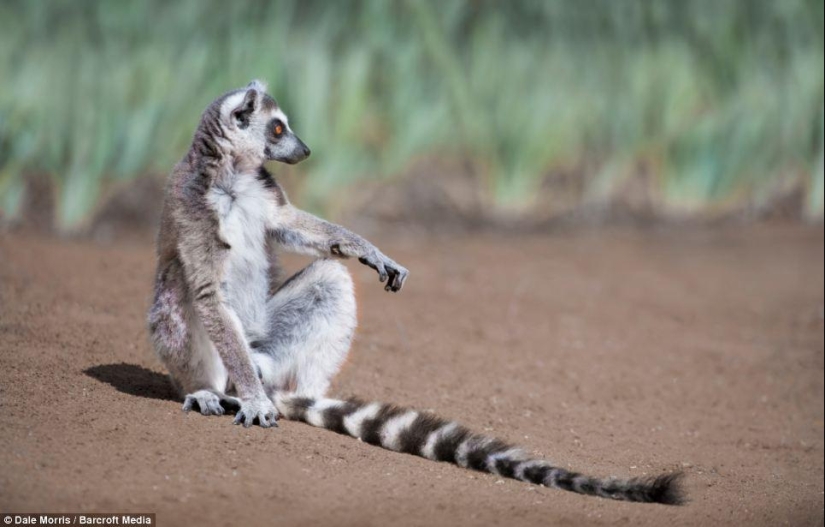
[148,261,232,415]
[251,259,356,400]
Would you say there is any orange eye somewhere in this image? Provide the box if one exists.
[274,124,283,135]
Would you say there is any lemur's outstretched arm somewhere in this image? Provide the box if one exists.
[270,204,409,292]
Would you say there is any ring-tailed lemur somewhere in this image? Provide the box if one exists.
[147,80,684,505]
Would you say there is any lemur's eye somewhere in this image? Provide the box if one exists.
[273,121,284,136]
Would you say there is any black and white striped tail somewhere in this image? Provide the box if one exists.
[274,394,685,505]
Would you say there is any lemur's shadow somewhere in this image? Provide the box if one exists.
[84,363,177,401]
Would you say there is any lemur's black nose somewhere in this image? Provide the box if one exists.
[302,145,311,158]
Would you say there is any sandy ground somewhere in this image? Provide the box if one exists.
[0,225,823,526]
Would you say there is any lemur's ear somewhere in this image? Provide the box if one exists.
[246,79,268,92]
[231,88,260,129]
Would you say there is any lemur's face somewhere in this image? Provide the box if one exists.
[221,80,311,167]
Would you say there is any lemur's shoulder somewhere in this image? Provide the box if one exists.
[152,158,227,269]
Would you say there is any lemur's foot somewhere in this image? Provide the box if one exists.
[183,390,230,416]
[233,396,279,428]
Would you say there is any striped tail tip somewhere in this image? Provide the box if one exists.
[274,394,686,506]
[637,472,686,506]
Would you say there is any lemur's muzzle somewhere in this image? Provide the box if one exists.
[294,136,311,161]
[269,132,311,165]
[282,133,310,165]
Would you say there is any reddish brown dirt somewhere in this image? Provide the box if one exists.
[0,226,823,526]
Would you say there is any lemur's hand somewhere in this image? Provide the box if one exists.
[233,396,279,428]
[359,250,409,292]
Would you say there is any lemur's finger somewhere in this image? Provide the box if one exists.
[262,413,279,428]
[182,397,194,413]
[386,267,406,292]
[384,268,396,291]
[208,400,224,415]
[233,413,244,425]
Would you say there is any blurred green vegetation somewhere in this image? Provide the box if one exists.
[0,0,822,230]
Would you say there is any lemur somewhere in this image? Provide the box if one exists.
[147,80,684,505]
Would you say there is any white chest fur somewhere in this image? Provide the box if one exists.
[207,173,275,341]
